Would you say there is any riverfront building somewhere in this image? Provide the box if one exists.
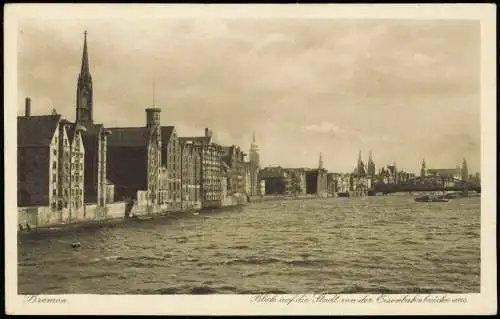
[106,106,164,213]
[222,145,247,195]
[17,108,63,208]
[259,156,329,197]
[179,128,224,208]
[59,120,86,212]
[17,98,87,221]
[161,126,182,210]
[259,166,288,195]
[180,140,201,210]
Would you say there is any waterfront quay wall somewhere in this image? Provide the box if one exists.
[18,202,127,230]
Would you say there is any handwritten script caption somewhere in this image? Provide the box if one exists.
[24,295,68,304]
[251,294,468,305]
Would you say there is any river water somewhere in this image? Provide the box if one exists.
[18,196,480,294]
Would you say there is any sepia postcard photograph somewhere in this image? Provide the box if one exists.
[4,3,497,316]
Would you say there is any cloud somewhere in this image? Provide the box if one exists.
[17,19,481,173]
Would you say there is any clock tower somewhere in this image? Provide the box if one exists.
[76,30,93,124]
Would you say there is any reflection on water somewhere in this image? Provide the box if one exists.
[18,196,480,294]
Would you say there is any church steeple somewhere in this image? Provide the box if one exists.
[76,30,93,124]
[461,158,469,182]
[81,30,90,76]
[355,150,366,176]
[367,150,376,176]
[420,158,427,179]
[319,152,323,169]
[249,131,260,167]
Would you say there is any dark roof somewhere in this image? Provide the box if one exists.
[160,126,175,145]
[18,115,61,147]
[107,127,150,147]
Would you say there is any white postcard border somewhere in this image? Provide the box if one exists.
[4,3,497,316]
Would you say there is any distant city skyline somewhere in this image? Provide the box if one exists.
[17,19,480,174]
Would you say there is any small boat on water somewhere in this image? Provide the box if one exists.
[414,195,449,203]
[337,192,350,198]
[71,242,81,248]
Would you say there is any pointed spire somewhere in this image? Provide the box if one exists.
[368,150,373,163]
[80,30,90,75]
[152,79,156,106]
[319,152,323,169]
[422,158,426,167]
[252,131,256,143]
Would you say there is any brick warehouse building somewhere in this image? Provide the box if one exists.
[18,98,87,222]
[180,128,224,208]
[222,145,247,195]
[180,140,201,210]
[161,126,182,210]
[18,108,63,208]
[107,106,164,213]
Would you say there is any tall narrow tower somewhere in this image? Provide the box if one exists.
[318,152,324,170]
[76,30,93,124]
[145,82,162,207]
[461,158,469,182]
[355,150,366,176]
[420,158,427,178]
[367,150,376,176]
[249,131,260,167]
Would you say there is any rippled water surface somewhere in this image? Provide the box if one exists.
[18,196,480,294]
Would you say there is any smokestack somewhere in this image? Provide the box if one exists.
[25,97,31,117]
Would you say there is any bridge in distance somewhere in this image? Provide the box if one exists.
[372,178,481,195]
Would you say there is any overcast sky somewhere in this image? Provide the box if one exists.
[17,18,480,174]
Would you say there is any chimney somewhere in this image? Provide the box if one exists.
[25,97,31,117]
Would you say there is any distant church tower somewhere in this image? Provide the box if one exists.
[461,158,469,182]
[318,152,324,170]
[76,30,93,124]
[420,159,427,178]
[355,150,366,176]
[249,132,260,167]
[367,150,376,176]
